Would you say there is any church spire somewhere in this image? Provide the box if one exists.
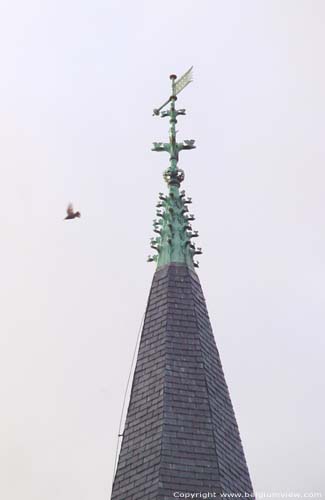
[148,67,202,269]
[110,69,254,500]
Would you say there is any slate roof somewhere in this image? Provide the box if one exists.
[111,263,254,500]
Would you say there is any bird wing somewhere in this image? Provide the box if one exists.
[66,203,74,215]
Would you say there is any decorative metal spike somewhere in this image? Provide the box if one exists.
[151,68,199,270]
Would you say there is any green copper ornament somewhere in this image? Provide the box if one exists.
[148,68,202,269]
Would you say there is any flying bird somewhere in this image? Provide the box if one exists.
[64,203,81,220]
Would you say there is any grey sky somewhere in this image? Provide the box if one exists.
[0,1,324,499]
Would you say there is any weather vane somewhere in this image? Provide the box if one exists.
[151,66,195,184]
[153,66,193,117]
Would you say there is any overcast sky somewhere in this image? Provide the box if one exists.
[0,1,324,499]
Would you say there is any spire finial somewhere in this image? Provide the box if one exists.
[149,67,202,269]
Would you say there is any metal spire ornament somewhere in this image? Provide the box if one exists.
[148,67,202,269]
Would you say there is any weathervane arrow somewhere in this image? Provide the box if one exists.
[153,66,193,116]
[173,66,193,97]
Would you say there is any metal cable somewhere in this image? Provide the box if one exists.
[109,311,145,498]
